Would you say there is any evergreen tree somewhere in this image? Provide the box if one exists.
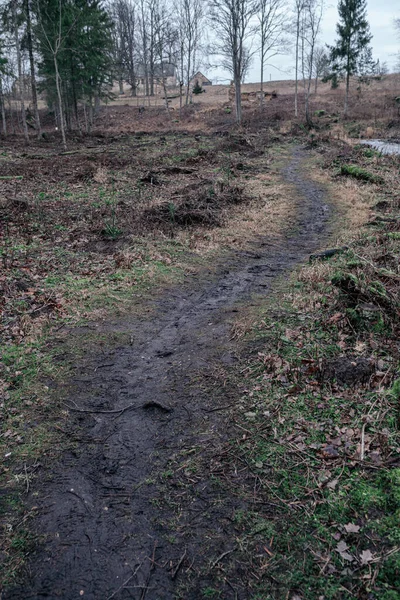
[192,79,203,94]
[35,0,114,138]
[329,0,372,114]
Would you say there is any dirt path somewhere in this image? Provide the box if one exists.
[5,147,332,600]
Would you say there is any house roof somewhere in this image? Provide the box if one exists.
[190,71,212,84]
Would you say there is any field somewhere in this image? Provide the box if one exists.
[1,78,400,599]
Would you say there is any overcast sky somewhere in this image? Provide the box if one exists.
[209,0,400,83]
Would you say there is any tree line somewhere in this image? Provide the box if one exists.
[0,0,397,143]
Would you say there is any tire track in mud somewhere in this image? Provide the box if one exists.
[5,147,332,600]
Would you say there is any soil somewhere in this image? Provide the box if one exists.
[4,147,332,600]
[321,355,376,387]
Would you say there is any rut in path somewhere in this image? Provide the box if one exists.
[5,147,332,600]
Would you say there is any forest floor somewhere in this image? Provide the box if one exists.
[0,110,399,599]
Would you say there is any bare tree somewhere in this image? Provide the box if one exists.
[113,0,138,96]
[301,0,323,125]
[35,0,68,149]
[138,0,149,94]
[293,0,305,117]
[313,45,329,93]
[11,0,29,142]
[0,75,7,136]
[257,0,288,107]
[176,0,203,105]
[23,0,41,137]
[209,0,258,123]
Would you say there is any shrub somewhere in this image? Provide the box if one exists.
[192,80,203,95]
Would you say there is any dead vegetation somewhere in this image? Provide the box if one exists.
[0,86,399,596]
[143,179,247,229]
[200,138,400,599]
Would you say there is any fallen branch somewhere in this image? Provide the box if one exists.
[309,246,348,262]
[106,563,142,600]
[171,549,186,580]
[211,548,236,570]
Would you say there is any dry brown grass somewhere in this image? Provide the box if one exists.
[172,152,294,254]
[309,155,379,246]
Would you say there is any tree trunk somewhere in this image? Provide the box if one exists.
[25,0,41,138]
[260,41,264,110]
[0,78,7,136]
[83,99,89,133]
[162,77,170,116]
[12,0,29,143]
[234,72,242,124]
[344,68,350,116]
[119,78,124,94]
[305,41,315,127]
[54,55,67,149]
[344,39,351,116]
[185,44,191,106]
[94,93,100,116]
[295,10,300,118]
[7,95,16,134]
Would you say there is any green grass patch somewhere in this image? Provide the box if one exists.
[340,164,384,184]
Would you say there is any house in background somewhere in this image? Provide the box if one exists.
[189,72,212,89]
[136,63,177,93]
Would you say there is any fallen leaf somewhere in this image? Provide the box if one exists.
[320,444,340,459]
[336,541,354,562]
[327,479,339,490]
[344,523,360,534]
[360,549,374,565]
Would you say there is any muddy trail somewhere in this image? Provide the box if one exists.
[5,147,332,600]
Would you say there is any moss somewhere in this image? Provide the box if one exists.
[340,164,384,184]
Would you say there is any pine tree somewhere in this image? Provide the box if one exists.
[330,0,372,114]
[35,0,114,139]
[192,79,203,94]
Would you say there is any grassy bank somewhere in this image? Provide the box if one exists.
[221,141,400,599]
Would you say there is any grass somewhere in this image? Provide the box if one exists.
[206,281,399,598]
[209,142,400,599]
[0,131,294,586]
[340,164,384,184]
[1,126,398,593]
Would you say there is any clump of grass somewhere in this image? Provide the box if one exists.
[340,164,384,184]
[102,222,122,239]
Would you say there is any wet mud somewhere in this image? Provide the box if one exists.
[5,147,332,600]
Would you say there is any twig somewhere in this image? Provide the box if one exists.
[204,403,236,413]
[140,541,157,600]
[66,490,91,513]
[24,463,30,494]
[106,563,141,600]
[211,548,236,570]
[360,423,366,461]
[171,548,186,580]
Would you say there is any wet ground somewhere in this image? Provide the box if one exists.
[4,147,332,600]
